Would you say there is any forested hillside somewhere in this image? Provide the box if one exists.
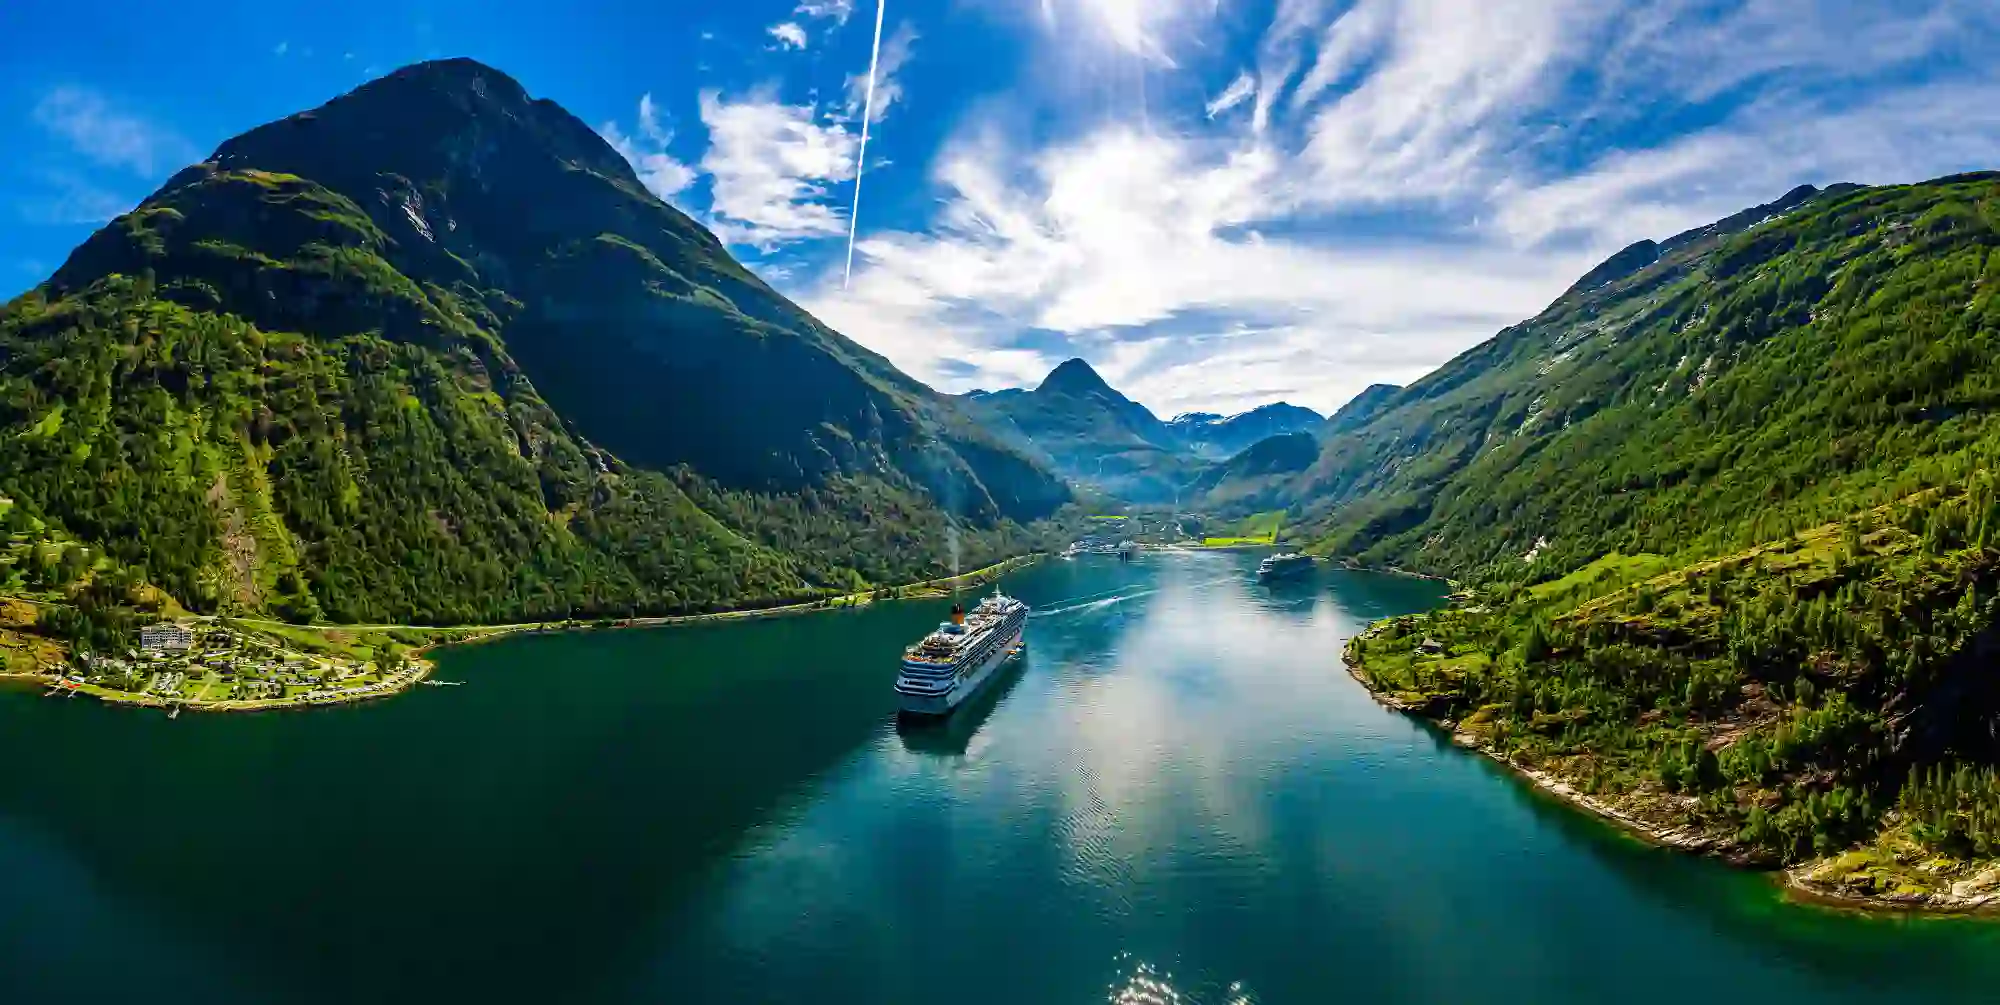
[1322,172,2000,899]
[1185,432,1319,511]
[0,59,1073,627]
[959,358,1203,503]
[1292,176,1998,579]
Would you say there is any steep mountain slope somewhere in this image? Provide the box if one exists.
[958,358,1201,503]
[1291,175,2000,578]
[1313,171,2000,895]
[1321,383,1399,436]
[0,59,1069,625]
[1168,402,1324,460]
[1184,431,1319,511]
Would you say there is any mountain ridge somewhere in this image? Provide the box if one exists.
[0,58,1072,625]
[1295,170,2000,892]
[956,357,1200,503]
[1169,401,1325,460]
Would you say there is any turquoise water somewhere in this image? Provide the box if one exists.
[2,551,1996,1003]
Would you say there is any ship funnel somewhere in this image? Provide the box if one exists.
[950,603,965,626]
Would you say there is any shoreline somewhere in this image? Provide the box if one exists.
[1332,558,1459,588]
[1340,647,2000,917]
[8,553,1045,716]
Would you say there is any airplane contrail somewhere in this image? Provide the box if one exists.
[843,0,888,290]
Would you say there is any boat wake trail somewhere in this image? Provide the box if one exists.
[1027,577,1237,619]
[1029,591,1156,619]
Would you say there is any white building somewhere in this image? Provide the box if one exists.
[139,622,195,653]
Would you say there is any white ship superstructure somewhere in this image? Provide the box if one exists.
[896,588,1027,716]
[1257,552,1314,580]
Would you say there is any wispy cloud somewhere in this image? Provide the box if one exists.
[600,93,699,200]
[768,22,808,50]
[844,21,917,124]
[793,0,854,24]
[699,89,858,248]
[273,40,289,56]
[31,87,196,177]
[802,0,2000,415]
[1204,72,1256,119]
[18,170,132,225]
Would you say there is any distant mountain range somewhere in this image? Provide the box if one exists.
[0,58,1070,625]
[959,359,1327,503]
[959,359,1200,504]
[1167,402,1325,460]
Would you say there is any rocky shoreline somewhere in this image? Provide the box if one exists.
[1341,647,2000,916]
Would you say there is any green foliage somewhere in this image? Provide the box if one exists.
[1297,176,2000,583]
[0,59,1078,630]
[1899,764,2000,858]
[36,580,146,656]
[959,360,1201,504]
[1351,484,2000,865]
[1321,175,2000,873]
[0,276,1074,626]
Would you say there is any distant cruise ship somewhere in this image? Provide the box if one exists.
[896,588,1028,716]
[1257,552,1314,581]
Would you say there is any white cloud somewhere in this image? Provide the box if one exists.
[31,87,196,177]
[768,22,808,50]
[18,170,131,225]
[1494,82,2000,250]
[1291,0,1601,208]
[797,0,2000,415]
[794,0,854,24]
[699,90,859,248]
[844,21,918,124]
[1041,0,1211,65]
[599,93,698,200]
[804,122,1588,413]
[1204,72,1256,120]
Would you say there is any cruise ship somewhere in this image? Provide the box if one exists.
[896,588,1028,717]
[1257,552,1314,581]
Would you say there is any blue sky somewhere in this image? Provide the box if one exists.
[4,1,1999,416]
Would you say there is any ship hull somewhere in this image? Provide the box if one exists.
[1257,567,1311,582]
[897,624,1024,718]
[1258,558,1315,582]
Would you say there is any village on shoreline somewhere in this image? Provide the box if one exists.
[0,551,1051,715]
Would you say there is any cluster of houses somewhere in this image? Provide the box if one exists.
[139,621,195,653]
[92,620,384,702]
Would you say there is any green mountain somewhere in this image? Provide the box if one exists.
[1184,431,1319,511]
[959,358,1202,503]
[1321,383,1400,436]
[1315,172,2000,896]
[1167,402,1324,460]
[0,58,1070,626]
[1285,177,1986,573]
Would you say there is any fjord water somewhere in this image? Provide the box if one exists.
[4,553,1998,1004]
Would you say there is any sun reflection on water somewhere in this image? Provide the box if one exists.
[1107,954,1254,1005]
